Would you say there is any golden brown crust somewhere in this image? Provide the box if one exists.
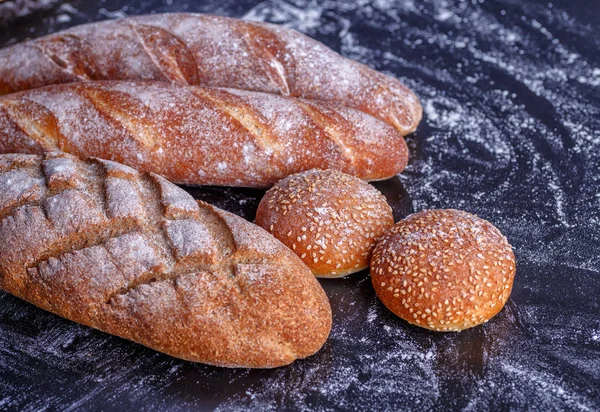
[0,152,332,368]
[0,13,422,134]
[256,169,394,278]
[0,81,409,188]
[371,209,515,331]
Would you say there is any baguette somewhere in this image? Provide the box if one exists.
[0,81,409,188]
[0,152,332,368]
[0,13,422,134]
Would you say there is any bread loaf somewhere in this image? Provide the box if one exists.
[0,152,332,368]
[0,13,422,134]
[0,81,409,188]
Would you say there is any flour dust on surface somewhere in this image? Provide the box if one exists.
[0,0,598,411]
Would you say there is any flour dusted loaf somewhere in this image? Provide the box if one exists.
[0,152,332,368]
[0,81,409,188]
[371,209,516,331]
[256,169,394,278]
[0,13,422,134]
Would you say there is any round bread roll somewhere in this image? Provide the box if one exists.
[256,169,394,278]
[371,209,515,331]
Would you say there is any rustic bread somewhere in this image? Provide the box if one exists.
[0,13,422,134]
[0,152,332,368]
[256,169,394,278]
[0,81,409,188]
[371,209,516,331]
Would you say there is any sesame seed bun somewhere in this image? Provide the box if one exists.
[256,169,394,278]
[371,209,515,331]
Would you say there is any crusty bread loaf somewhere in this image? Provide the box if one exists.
[0,81,409,188]
[0,13,422,134]
[371,209,516,332]
[0,152,332,368]
[256,169,394,278]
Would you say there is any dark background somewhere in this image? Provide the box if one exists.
[1,0,599,410]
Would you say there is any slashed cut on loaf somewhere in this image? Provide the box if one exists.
[0,13,422,134]
[0,81,409,188]
[0,152,332,368]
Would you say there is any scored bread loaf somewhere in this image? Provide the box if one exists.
[0,81,409,188]
[0,152,332,368]
[0,13,422,134]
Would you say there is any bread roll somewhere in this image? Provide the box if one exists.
[256,169,394,278]
[371,209,515,331]
[0,13,422,135]
[0,81,409,188]
[0,152,332,368]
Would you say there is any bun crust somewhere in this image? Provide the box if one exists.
[371,209,515,331]
[0,152,332,368]
[256,169,394,278]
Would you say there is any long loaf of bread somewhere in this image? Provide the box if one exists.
[0,81,409,188]
[0,152,332,368]
[0,13,422,134]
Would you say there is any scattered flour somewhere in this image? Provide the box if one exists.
[0,0,598,411]
[58,3,79,14]
[55,14,71,23]
[98,7,128,20]
[214,0,600,410]
[244,1,324,32]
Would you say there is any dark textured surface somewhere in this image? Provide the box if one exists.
[0,0,599,411]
